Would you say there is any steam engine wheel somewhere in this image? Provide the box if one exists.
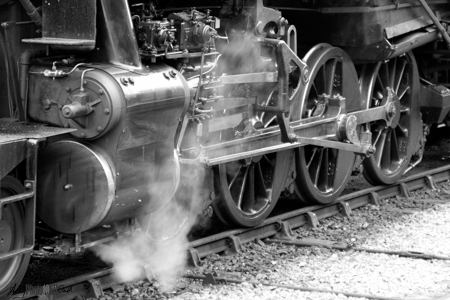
[0,176,30,299]
[294,44,360,205]
[212,73,292,227]
[360,52,421,185]
[213,150,290,227]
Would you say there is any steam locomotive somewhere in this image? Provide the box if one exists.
[1,0,450,296]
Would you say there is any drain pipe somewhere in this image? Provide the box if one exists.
[18,0,41,26]
[19,49,46,103]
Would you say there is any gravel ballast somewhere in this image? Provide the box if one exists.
[167,184,450,300]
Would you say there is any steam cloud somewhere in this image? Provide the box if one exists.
[94,159,204,291]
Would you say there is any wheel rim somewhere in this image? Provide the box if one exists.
[360,52,420,185]
[0,176,30,298]
[295,44,358,205]
[213,150,290,227]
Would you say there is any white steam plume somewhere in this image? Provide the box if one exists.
[94,153,203,291]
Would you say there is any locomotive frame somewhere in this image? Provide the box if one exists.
[2,0,450,297]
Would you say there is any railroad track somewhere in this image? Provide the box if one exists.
[10,164,450,300]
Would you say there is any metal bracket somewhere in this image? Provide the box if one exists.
[425,175,437,191]
[187,248,203,267]
[224,236,241,255]
[370,192,381,206]
[258,38,309,143]
[339,202,352,219]
[306,211,319,228]
[274,221,295,239]
[203,273,218,285]
[399,183,410,200]
[85,279,104,298]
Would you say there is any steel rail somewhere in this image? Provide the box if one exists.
[187,164,450,266]
[267,239,450,261]
[10,164,450,300]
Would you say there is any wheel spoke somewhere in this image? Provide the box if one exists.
[390,129,401,163]
[255,162,268,198]
[309,148,324,187]
[242,164,256,212]
[317,148,330,192]
[395,59,407,94]
[380,129,392,170]
[389,58,397,89]
[312,82,319,96]
[306,147,319,169]
[377,73,385,91]
[263,115,277,128]
[375,130,387,167]
[313,66,326,94]
[372,125,384,146]
[228,164,243,189]
[397,122,409,137]
[263,154,275,167]
[400,105,410,113]
[398,85,410,100]
[236,165,249,209]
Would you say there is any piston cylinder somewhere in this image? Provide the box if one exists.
[36,63,190,234]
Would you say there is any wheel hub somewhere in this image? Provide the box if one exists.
[385,88,401,128]
[0,220,12,253]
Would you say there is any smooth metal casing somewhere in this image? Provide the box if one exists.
[36,63,190,233]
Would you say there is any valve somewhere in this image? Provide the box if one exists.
[61,92,101,119]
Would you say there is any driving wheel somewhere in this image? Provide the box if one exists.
[295,44,360,205]
[213,150,290,227]
[359,51,421,185]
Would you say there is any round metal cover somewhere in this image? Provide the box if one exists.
[58,71,123,140]
[37,141,115,233]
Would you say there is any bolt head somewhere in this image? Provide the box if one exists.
[387,103,396,117]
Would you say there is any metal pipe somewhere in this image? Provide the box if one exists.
[17,0,41,26]
[19,49,46,102]
[417,0,450,49]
